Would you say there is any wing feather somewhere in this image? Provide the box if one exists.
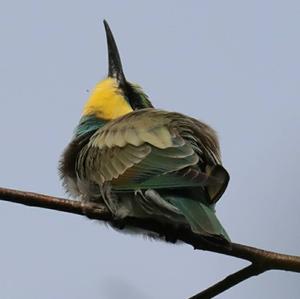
[76,109,229,202]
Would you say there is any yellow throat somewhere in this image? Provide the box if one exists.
[83,77,133,120]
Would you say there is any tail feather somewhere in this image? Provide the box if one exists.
[166,196,230,242]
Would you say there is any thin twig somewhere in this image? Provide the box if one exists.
[0,186,299,299]
[188,264,264,299]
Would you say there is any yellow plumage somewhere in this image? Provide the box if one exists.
[83,77,133,119]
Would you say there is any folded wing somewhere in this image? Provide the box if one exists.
[76,109,229,204]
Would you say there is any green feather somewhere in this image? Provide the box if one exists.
[75,115,107,137]
[166,195,230,242]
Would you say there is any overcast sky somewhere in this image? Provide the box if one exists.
[0,1,299,298]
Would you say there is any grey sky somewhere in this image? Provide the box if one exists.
[0,1,299,298]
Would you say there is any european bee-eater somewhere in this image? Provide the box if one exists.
[60,20,230,244]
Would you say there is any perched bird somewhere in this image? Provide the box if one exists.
[59,20,230,244]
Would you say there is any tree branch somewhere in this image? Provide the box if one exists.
[1,186,299,298]
[189,264,264,299]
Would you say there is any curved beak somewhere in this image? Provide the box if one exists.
[103,20,126,85]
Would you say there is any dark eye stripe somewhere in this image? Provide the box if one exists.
[121,81,153,109]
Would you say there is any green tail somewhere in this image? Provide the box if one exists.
[166,196,230,242]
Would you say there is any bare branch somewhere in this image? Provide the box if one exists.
[189,264,264,299]
[1,186,300,298]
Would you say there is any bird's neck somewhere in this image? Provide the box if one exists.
[74,114,107,137]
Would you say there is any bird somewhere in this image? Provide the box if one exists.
[59,20,230,245]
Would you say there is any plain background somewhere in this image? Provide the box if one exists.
[0,1,299,298]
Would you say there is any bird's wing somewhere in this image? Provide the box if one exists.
[76,109,229,203]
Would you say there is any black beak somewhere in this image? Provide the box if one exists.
[103,20,126,85]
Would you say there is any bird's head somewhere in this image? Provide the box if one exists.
[82,20,153,121]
